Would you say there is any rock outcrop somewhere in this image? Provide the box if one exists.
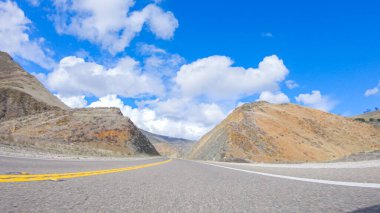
[189,102,380,163]
[0,51,159,157]
[0,108,159,156]
[0,51,68,121]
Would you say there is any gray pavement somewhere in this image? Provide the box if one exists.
[1,156,380,212]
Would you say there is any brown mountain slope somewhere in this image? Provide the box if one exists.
[188,102,380,163]
[0,51,68,121]
[0,108,159,156]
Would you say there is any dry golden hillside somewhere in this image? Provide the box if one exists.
[189,102,380,163]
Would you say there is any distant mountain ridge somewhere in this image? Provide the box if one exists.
[189,102,380,163]
[141,130,196,158]
[352,110,380,127]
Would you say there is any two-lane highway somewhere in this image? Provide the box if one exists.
[1,156,379,212]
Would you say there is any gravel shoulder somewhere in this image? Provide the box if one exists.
[0,142,160,161]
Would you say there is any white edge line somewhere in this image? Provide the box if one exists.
[199,161,380,189]
[209,160,380,169]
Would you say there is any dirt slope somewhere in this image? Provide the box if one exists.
[0,51,68,121]
[189,102,380,163]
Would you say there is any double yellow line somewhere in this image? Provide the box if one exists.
[0,159,172,183]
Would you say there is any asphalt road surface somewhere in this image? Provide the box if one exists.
[1,156,380,212]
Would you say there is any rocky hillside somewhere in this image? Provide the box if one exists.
[0,108,159,156]
[189,102,380,163]
[141,130,196,158]
[0,51,159,157]
[0,51,68,121]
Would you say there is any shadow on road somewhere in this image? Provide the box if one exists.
[350,205,380,213]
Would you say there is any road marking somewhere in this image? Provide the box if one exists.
[0,159,172,183]
[201,162,380,189]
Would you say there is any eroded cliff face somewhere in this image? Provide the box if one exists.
[189,102,380,163]
[0,108,159,156]
[0,51,68,121]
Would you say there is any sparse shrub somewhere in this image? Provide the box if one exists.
[369,118,375,122]
[354,118,366,122]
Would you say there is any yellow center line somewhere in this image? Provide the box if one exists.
[0,159,172,183]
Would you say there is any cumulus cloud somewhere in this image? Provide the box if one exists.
[175,55,289,102]
[295,90,336,112]
[82,54,291,139]
[88,95,225,139]
[258,91,290,104]
[88,94,124,108]
[364,81,380,97]
[46,56,164,98]
[0,1,54,68]
[55,94,87,108]
[285,80,299,89]
[53,0,178,54]
[44,53,291,139]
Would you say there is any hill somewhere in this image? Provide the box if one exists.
[0,51,158,157]
[0,108,158,156]
[189,102,380,163]
[0,51,68,121]
[352,110,380,126]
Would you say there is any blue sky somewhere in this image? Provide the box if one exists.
[1,0,379,139]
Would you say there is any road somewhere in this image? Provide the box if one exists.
[1,156,380,212]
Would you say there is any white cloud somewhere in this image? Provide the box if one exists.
[258,91,290,104]
[295,90,336,112]
[139,44,185,78]
[88,94,124,108]
[82,54,291,139]
[45,53,292,139]
[0,1,54,69]
[134,97,226,139]
[55,94,87,108]
[88,95,224,139]
[138,43,166,55]
[46,56,164,98]
[26,0,40,6]
[53,0,178,54]
[261,32,273,38]
[285,80,299,89]
[175,55,289,102]
[142,4,178,39]
[364,81,380,97]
